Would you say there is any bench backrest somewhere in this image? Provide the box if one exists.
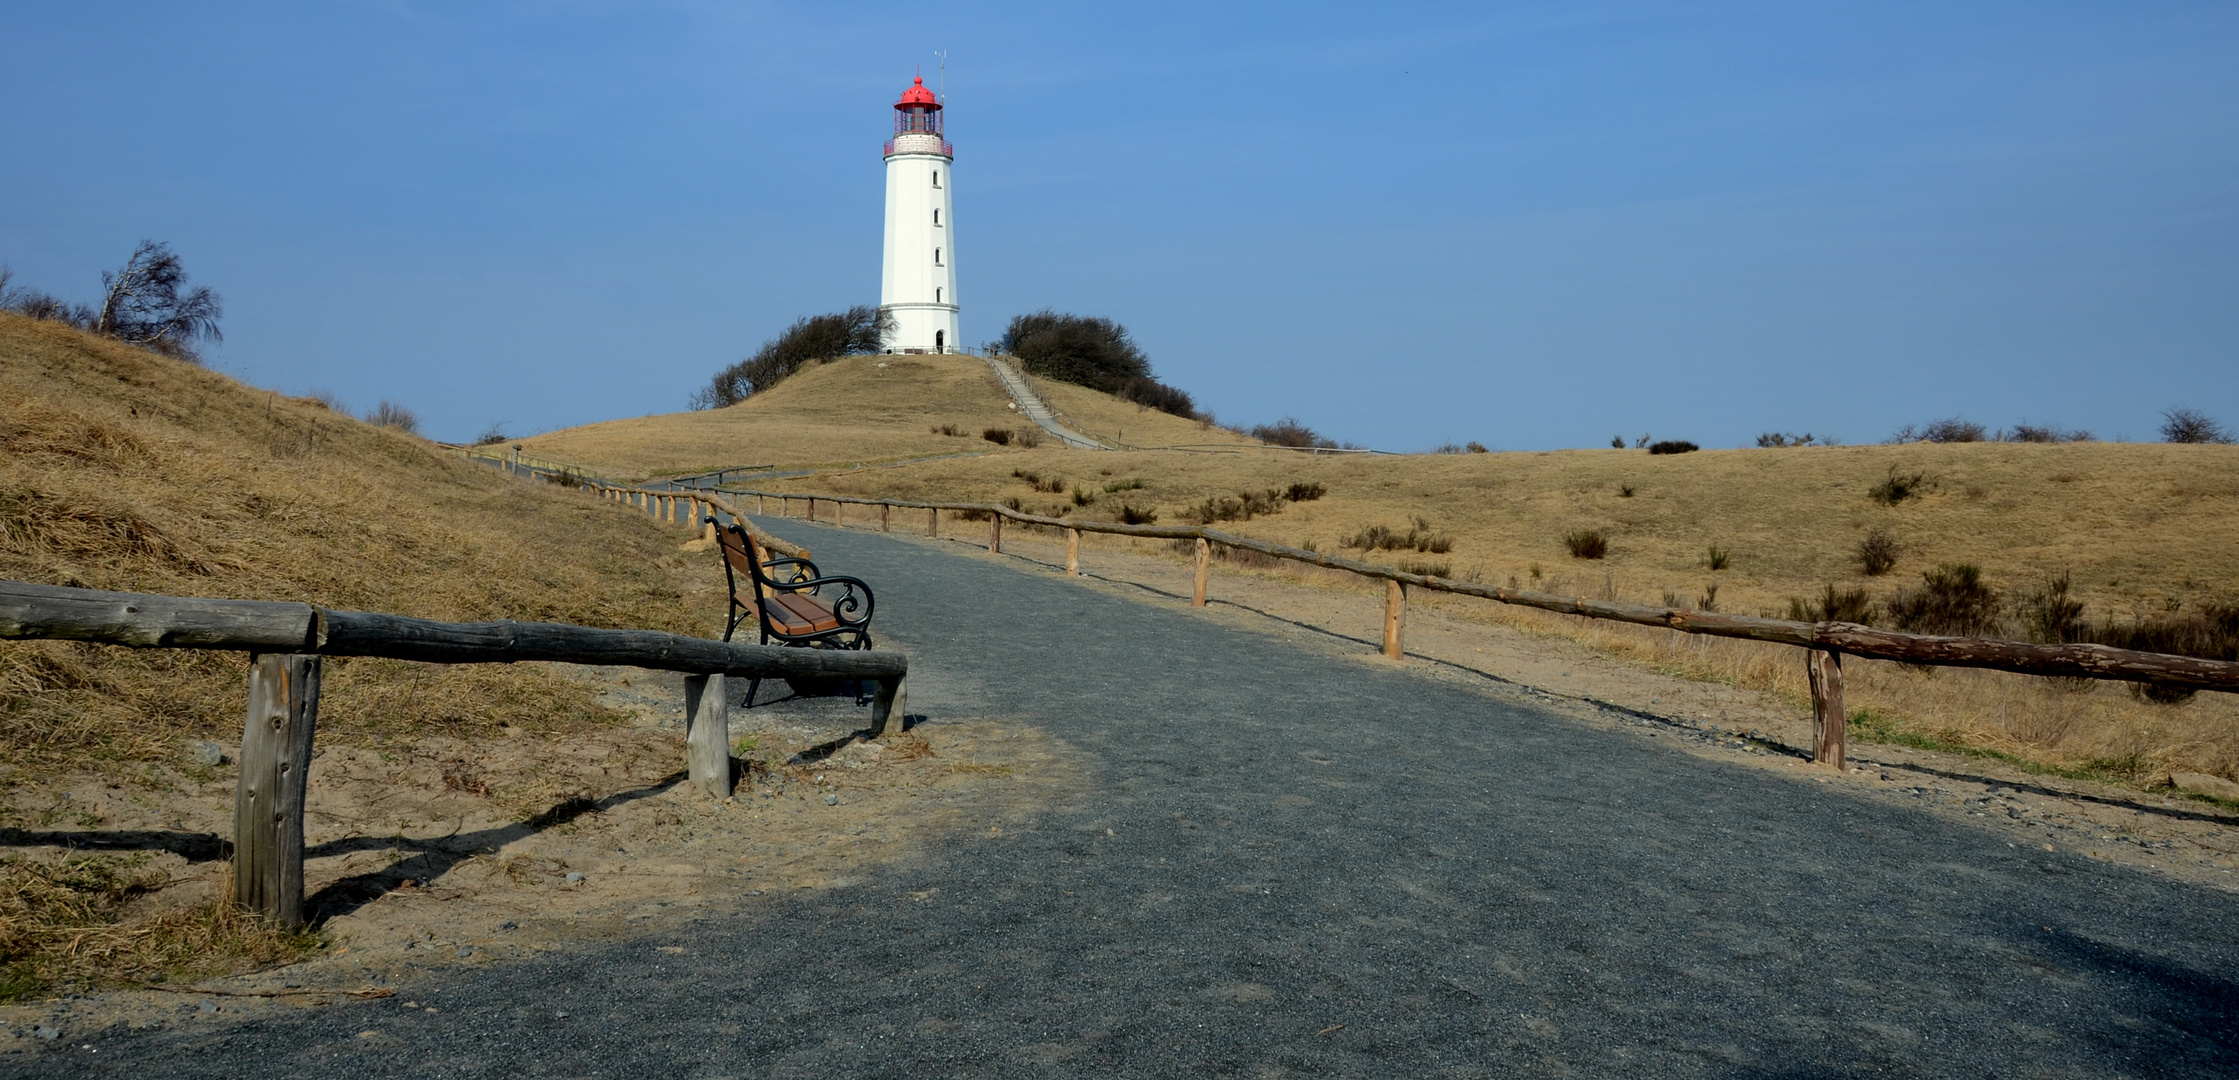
[714,522,768,602]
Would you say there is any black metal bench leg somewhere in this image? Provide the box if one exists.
[745,678,760,709]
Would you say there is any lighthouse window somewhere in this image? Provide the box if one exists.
[936,288,942,303]
[932,170,941,188]
[935,248,942,265]
[933,208,940,226]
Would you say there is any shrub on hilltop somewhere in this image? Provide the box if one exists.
[1000,310,1197,418]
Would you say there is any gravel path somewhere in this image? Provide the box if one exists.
[25,520,2239,1077]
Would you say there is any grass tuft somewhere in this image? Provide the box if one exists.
[1563,529,1609,559]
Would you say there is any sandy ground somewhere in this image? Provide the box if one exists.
[0,668,1084,1047]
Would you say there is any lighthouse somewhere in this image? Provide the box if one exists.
[880,75,959,354]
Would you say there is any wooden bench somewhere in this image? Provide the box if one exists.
[712,521,876,706]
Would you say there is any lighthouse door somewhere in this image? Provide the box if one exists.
[935,330,945,353]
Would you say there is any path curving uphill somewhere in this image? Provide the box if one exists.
[983,355,1111,449]
[51,520,2239,1078]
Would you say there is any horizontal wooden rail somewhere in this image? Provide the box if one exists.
[0,579,907,925]
[721,485,2239,695]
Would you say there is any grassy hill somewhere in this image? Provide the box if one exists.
[524,353,2239,785]
[518,352,1253,479]
[0,312,718,992]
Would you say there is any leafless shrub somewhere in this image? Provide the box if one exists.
[364,400,420,434]
[1646,440,1698,455]
[2160,408,2232,445]
[1012,427,1043,449]
[1251,418,1336,449]
[2004,422,2093,443]
[1890,418,1986,444]
[90,241,223,361]
[473,424,510,446]
[981,428,1012,446]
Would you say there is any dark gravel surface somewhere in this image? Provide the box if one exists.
[22,521,2239,1077]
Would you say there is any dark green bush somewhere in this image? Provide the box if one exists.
[1888,564,2001,637]
[1118,503,1158,525]
[1646,440,1698,455]
[982,428,1012,445]
[1869,467,1934,505]
[1857,529,1900,576]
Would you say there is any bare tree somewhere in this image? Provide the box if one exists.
[92,241,223,360]
[2160,408,2232,444]
[692,306,893,409]
[365,400,421,434]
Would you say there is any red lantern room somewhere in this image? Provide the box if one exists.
[894,74,943,135]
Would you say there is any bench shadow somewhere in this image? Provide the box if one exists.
[300,771,688,925]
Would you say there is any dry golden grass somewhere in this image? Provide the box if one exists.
[519,353,1255,479]
[485,340,2239,785]
[1,853,318,1000]
[0,312,720,771]
[1015,370,1258,450]
[757,433,2239,785]
[519,353,1019,478]
[1,312,725,994]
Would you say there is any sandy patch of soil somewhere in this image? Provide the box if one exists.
[0,666,1083,1047]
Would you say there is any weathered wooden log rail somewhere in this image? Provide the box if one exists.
[708,485,2239,774]
[0,580,906,926]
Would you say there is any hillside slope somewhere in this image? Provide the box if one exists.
[519,353,1251,479]
[0,312,718,766]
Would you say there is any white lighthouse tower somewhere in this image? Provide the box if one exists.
[880,75,959,353]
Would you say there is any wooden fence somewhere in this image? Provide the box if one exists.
[0,579,906,926]
[691,485,2239,775]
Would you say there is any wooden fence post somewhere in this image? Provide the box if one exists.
[927,507,938,537]
[1067,528,1081,575]
[1808,649,1846,769]
[881,503,890,533]
[1384,580,1406,660]
[1193,538,1210,607]
[757,494,766,515]
[989,514,1003,554]
[871,677,907,737]
[236,654,320,927]
[684,674,732,799]
[701,502,717,543]
[806,498,816,522]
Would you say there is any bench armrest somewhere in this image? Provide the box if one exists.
[765,574,875,628]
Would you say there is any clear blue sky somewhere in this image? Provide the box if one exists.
[4,2,2234,449]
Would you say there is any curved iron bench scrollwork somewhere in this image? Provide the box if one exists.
[710,519,876,706]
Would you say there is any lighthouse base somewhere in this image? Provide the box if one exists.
[882,303,961,354]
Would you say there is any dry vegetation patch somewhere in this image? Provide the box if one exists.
[0,313,736,996]
[734,439,2239,786]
